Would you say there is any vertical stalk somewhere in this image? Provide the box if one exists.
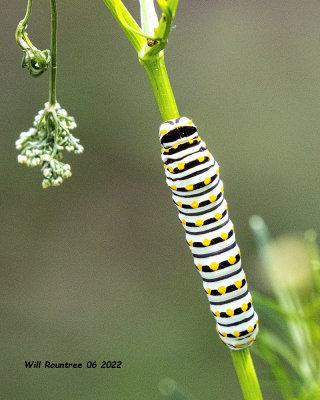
[49,0,57,105]
[231,349,263,400]
[140,52,179,121]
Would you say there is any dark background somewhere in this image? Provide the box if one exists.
[1,1,319,399]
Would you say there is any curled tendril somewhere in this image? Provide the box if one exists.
[15,9,51,77]
[21,47,51,77]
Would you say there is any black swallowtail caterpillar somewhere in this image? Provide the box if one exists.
[159,117,258,350]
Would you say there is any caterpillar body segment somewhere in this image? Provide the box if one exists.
[159,116,258,350]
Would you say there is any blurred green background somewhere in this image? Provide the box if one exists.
[1,1,319,399]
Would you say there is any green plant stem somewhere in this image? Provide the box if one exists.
[102,0,145,53]
[49,0,57,106]
[231,349,263,400]
[140,52,179,121]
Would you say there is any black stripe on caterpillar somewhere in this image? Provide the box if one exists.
[159,116,259,350]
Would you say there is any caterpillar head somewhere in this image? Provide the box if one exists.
[159,117,198,148]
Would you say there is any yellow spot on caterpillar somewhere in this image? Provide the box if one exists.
[197,264,202,271]
[209,262,219,271]
[218,286,226,294]
[233,331,240,338]
[189,140,194,144]
[161,148,165,153]
[198,156,205,162]
[232,226,234,231]
[228,256,236,265]
[203,238,211,246]
[209,195,217,203]
[176,201,182,207]
[185,184,193,191]
[248,326,254,333]
[206,288,211,294]
[241,303,248,312]
[238,250,241,256]
[215,213,222,220]
[188,240,193,247]
[221,332,227,337]
[165,149,169,153]
[204,177,211,185]
[215,311,220,317]
[160,130,168,135]
[177,163,185,170]
[190,201,199,208]
[220,232,228,240]
[235,280,242,289]
[221,187,224,193]
[235,343,243,348]
[181,219,186,225]
[226,204,228,210]
[170,185,177,190]
[163,164,167,169]
[226,309,234,317]
[195,219,204,226]
[256,320,259,325]
[244,275,246,281]
[250,299,253,304]
[187,120,193,125]
[169,167,174,173]
[249,338,256,343]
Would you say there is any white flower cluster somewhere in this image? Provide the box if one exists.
[42,159,72,188]
[16,102,83,188]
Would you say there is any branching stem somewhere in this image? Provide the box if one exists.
[101,4,264,397]
[102,0,145,52]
